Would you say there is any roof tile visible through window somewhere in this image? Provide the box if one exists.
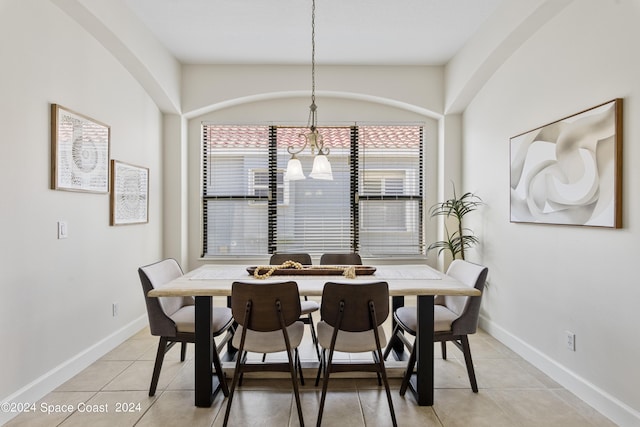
[277,127,351,149]
[204,125,269,148]
[204,125,422,149]
[360,126,422,149]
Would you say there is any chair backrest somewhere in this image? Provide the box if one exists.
[320,253,362,265]
[270,253,312,265]
[443,260,488,335]
[138,258,191,337]
[231,281,301,332]
[320,282,389,332]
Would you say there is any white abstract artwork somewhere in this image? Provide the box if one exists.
[510,99,622,228]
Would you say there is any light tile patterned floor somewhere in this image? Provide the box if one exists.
[5,323,617,427]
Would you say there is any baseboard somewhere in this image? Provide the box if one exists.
[479,315,640,427]
[0,315,147,426]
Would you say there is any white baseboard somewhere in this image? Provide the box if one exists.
[0,315,147,426]
[479,315,640,427]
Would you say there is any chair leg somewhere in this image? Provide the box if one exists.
[399,343,416,397]
[317,349,335,427]
[238,351,247,387]
[149,337,168,396]
[285,348,304,427]
[372,351,382,386]
[180,342,187,361]
[460,335,478,392]
[307,312,321,361]
[315,349,325,386]
[211,337,229,397]
[296,348,305,386]
[376,347,397,427]
[223,347,245,427]
[441,341,447,360]
[382,324,400,361]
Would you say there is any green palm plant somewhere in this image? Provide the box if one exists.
[427,186,482,261]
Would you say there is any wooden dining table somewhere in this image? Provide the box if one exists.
[147,263,480,407]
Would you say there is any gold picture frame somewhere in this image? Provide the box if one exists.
[51,104,110,193]
[110,160,149,225]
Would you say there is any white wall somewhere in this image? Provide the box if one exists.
[0,0,163,416]
[179,65,444,269]
[51,0,183,114]
[182,64,444,117]
[460,0,640,424]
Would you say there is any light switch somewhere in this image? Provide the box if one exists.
[58,221,68,239]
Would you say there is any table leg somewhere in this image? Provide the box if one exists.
[194,296,219,407]
[408,294,434,406]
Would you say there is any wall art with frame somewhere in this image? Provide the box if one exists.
[510,98,622,228]
[110,160,149,225]
[51,104,110,193]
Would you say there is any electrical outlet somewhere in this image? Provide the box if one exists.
[112,303,119,317]
[565,331,575,351]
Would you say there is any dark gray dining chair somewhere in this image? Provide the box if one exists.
[269,253,320,360]
[138,258,234,397]
[270,252,312,266]
[383,259,488,395]
[223,281,305,427]
[319,253,362,265]
[315,281,397,427]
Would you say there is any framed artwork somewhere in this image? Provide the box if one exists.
[510,98,622,228]
[110,160,149,225]
[51,104,110,193]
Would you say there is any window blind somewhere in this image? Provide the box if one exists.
[202,124,424,257]
[358,125,424,256]
[202,125,270,256]
[274,127,353,254]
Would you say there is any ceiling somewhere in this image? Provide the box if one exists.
[123,0,502,65]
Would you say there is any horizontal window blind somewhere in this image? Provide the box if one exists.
[358,125,424,256]
[275,127,353,254]
[202,124,424,257]
[202,125,270,256]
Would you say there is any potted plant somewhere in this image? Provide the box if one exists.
[427,185,482,261]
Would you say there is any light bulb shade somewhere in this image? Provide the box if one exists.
[284,158,306,181]
[309,154,333,180]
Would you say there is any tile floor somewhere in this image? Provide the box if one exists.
[5,321,616,427]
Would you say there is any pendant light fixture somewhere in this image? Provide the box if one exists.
[284,0,333,181]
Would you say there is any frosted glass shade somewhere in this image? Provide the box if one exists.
[309,154,333,180]
[284,158,306,181]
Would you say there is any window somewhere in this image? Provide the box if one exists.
[202,124,424,257]
[358,126,423,255]
[361,170,408,231]
[249,169,288,205]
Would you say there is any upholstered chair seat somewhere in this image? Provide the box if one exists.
[232,322,304,354]
[169,305,233,334]
[317,321,386,353]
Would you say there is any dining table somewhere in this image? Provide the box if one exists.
[147,263,480,407]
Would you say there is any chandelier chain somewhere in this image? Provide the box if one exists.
[284,0,332,180]
[310,0,317,128]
